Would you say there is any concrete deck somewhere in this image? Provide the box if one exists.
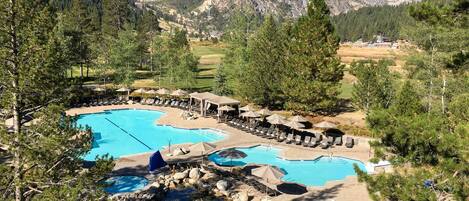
[67,104,372,201]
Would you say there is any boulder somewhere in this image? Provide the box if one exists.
[233,191,249,201]
[188,178,197,184]
[189,168,201,180]
[168,181,177,189]
[173,172,188,180]
[201,172,217,181]
[150,182,160,188]
[216,180,229,191]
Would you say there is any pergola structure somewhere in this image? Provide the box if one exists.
[189,92,240,117]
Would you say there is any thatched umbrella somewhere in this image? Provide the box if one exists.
[189,142,216,164]
[289,115,308,122]
[116,87,131,99]
[157,88,171,95]
[240,111,261,118]
[93,87,105,92]
[133,88,146,97]
[266,114,286,122]
[239,105,256,112]
[315,121,337,129]
[284,121,305,136]
[145,89,157,97]
[252,165,285,184]
[257,108,272,117]
[171,89,188,97]
[218,105,235,112]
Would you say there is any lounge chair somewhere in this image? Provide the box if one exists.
[303,136,311,147]
[277,132,286,142]
[334,137,342,146]
[309,137,319,147]
[294,135,302,145]
[327,136,334,146]
[345,137,354,148]
[285,134,294,144]
[320,139,329,149]
[164,100,171,106]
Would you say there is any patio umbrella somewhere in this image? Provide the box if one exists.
[171,89,188,97]
[289,115,308,122]
[268,118,287,125]
[240,111,261,118]
[257,108,272,117]
[251,165,285,184]
[218,148,247,167]
[276,183,308,195]
[315,121,337,129]
[284,121,305,129]
[189,142,216,164]
[189,142,216,153]
[145,89,157,96]
[157,88,171,95]
[134,88,146,94]
[266,114,285,122]
[239,105,256,112]
[116,87,131,99]
[218,105,235,111]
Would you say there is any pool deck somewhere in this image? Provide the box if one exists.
[67,104,373,201]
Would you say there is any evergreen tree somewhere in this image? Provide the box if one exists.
[109,25,140,87]
[0,1,112,200]
[102,0,130,38]
[351,60,395,113]
[240,16,286,107]
[282,0,344,112]
[213,65,230,95]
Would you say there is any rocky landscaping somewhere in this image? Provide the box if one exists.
[109,166,259,201]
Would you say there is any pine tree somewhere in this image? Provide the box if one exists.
[102,0,130,39]
[282,0,344,112]
[351,60,395,113]
[213,65,230,95]
[109,24,140,87]
[0,1,112,200]
[240,16,286,107]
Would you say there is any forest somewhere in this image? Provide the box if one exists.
[331,4,415,42]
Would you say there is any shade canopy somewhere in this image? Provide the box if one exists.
[257,108,272,116]
[239,105,256,112]
[251,165,285,184]
[171,89,188,96]
[157,88,171,95]
[315,121,337,129]
[218,149,247,159]
[218,105,235,111]
[289,115,308,122]
[190,92,240,106]
[145,89,157,95]
[134,88,146,93]
[116,87,130,92]
[240,111,261,118]
[284,121,305,129]
[189,142,216,153]
[93,87,105,92]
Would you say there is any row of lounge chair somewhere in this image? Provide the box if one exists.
[75,98,128,107]
[140,98,192,110]
[227,118,355,149]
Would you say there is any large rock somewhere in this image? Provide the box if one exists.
[201,172,217,181]
[216,180,229,191]
[173,172,188,180]
[233,191,249,201]
[189,168,201,180]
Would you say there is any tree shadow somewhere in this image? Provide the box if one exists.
[291,184,344,201]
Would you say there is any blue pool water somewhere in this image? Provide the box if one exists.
[104,176,148,194]
[78,109,225,161]
[208,146,367,186]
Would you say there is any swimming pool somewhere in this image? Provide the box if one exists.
[104,176,148,194]
[78,109,225,161]
[208,146,367,186]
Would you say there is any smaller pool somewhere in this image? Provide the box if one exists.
[208,146,367,186]
[104,176,149,194]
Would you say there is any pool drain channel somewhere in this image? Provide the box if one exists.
[104,118,153,150]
